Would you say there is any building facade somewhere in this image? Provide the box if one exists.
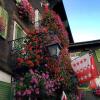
[69,40,100,71]
[0,0,74,99]
[69,40,100,100]
[0,0,45,99]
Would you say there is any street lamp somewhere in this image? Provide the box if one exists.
[47,43,61,57]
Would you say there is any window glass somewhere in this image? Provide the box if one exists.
[0,6,8,39]
[95,49,100,62]
[15,23,26,39]
[35,9,41,28]
[13,21,26,50]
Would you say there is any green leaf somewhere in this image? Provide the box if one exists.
[60,70,66,77]
[39,79,45,88]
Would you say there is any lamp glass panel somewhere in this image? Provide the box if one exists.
[48,45,57,57]
[57,46,60,56]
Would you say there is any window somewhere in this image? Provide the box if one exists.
[95,49,100,62]
[13,21,26,50]
[0,6,8,39]
[13,21,26,40]
[34,9,41,29]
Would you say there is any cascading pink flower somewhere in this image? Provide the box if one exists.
[19,82,23,86]
[45,64,48,67]
[16,91,21,96]
[31,77,38,84]
[23,89,32,96]
[26,89,32,95]
[20,77,24,81]
[45,80,56,95]
[35,88,39,94]
[42,73,49,79]
[29,69,34,74]
[44,3,49,12]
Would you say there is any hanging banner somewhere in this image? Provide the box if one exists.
[95,77,100,88]
[90,55,98,78]
[89,79,97,89]
[89,76,100,90]
[71,53,98,84]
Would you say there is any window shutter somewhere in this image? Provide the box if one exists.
[0,81,13,100]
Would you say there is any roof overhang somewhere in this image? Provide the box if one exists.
[69,39,100,52]
[48,0,74,43]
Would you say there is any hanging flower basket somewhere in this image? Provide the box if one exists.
[16,0,35,23]
[14,1,78,99]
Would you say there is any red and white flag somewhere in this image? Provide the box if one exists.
[61,91,67,100]
[89,79,97,89]
[71,53,98,84]
[90,55,98,78]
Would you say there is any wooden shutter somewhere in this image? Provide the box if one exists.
[0,81,13,100]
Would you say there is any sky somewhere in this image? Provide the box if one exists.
[63,0,100,43]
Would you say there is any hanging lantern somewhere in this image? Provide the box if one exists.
[47,43,61,57]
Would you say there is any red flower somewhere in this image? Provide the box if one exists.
[17,58,24,63]
[32,38,35,42]
[44,3,49,12]
[36,55,41,59]
[42,27,48,33]
[29,46,33,51]
[26,60,34,68]
[21,49,26,54]
[45,57,49,60]
[35,60,40,66]
[28,56,32,59]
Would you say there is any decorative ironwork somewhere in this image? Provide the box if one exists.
[8,37,28,51]
[8,20,61,71]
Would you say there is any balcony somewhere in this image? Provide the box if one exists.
[8,8,69,74]
[8,21,62,73]
[8,37,28,72]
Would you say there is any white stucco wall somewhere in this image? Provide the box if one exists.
[0,70,11,83]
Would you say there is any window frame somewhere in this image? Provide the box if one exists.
[12,21,26,49]
[13,21,26,40]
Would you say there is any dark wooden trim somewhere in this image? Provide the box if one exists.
[69,40,100,52]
